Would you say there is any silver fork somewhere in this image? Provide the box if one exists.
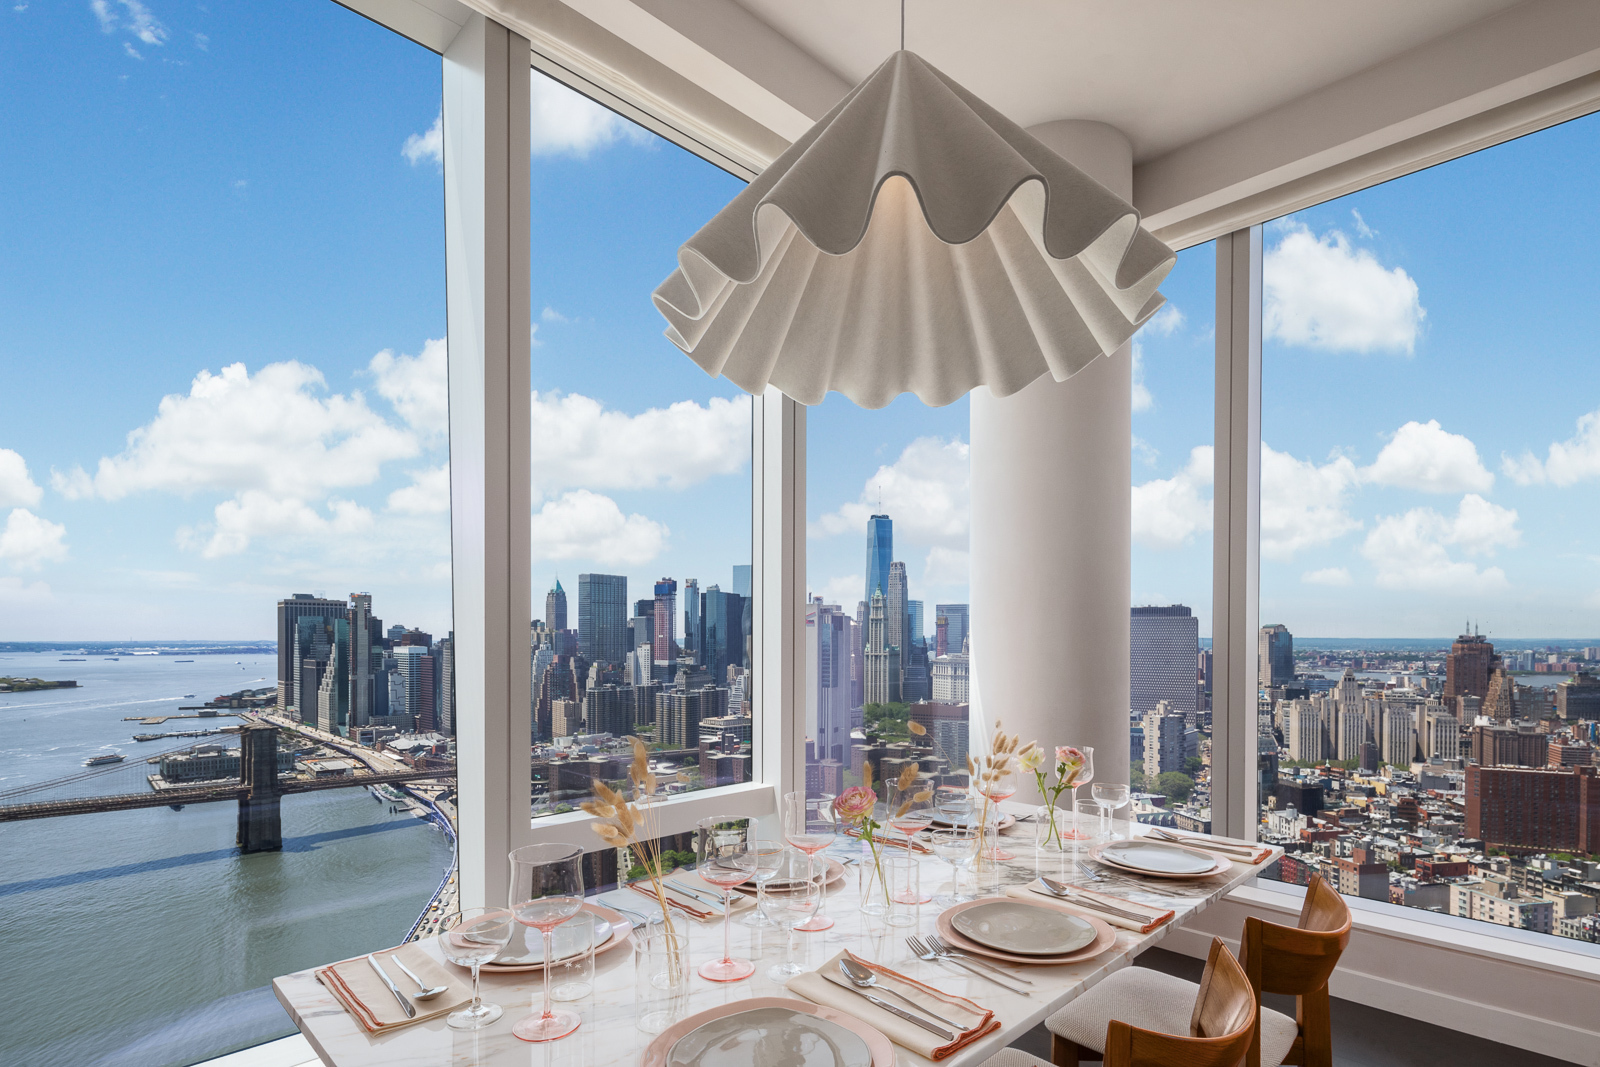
[1077,860,1178,898]
[926,936,1036,986]
[906,936,1031,995]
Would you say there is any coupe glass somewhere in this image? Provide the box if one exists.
[695,816,757,981]
[1092,782,1131,840]
[934,785,973,825]
[928,827,977,905]
[508,843,585,1042]
[740,839,786,927]
[1064,746,1096,841]
[439,907,515,1030]
[887,780,935,843]
[782,791,837,931]
[762,863,822,981]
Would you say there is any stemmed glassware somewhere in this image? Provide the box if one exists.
[508,843,585,1042]
[762,862,823,981]
[1064,746,1096,841]
[695,816,758,982]
[1092,782,1131,840]
[781,791,837,931]
[934,785,973,826]
[886,780,934,903]
[979,769,1017,861]
[439,907,515,1030]
[928,827,977,906]
[740,839,787,928]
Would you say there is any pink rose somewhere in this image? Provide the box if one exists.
[1055,746,1083,766]
[834,786,877,824]
[1056,746,1087,786]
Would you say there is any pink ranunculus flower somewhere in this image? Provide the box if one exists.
[834,786,877,824]
[1056,746,1086,783]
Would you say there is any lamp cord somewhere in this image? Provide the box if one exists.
[900,0,905,50]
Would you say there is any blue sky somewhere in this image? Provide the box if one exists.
[4,1,1597,645]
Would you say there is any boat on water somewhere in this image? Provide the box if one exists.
[84,753,126,767]
[59,658,85,662]
[174,659,194,663]
[183,694,195,698]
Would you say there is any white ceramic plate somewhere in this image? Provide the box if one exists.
[665,1006,875,1067]
[1100,840,1217,875]
[491,910,606,966]
[950,900,1096,956]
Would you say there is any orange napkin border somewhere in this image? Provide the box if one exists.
[838,949,1000,1059]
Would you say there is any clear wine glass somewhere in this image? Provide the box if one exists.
[928,827,977,905]
[1065,746,1096,841]
[782,791,836,932]
[1092,782,1131,840]
[439,907,515,1030]
[762,861,822,981]
[508,843,585,1042]
[887,779,935,844]
[740,838,785,927]
[695,816,756,982]
[934,785,973,826]
[979,769,1017,861]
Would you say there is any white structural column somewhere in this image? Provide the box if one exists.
[445,14,532,910]
[1210,227,1263,839]
[969,120,1133,779]
[752,387,807,803]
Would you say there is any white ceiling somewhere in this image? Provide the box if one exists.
[732,0,1522,160]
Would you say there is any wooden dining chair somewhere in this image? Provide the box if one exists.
[987,938,1258,1067]
[1237,875,1353,1067]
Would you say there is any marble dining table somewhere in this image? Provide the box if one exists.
[272,811,1280,1067]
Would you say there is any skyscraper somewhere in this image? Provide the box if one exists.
[276,594,346,712]
[907,600,924,648]
[1142,702,1186,777]
[807,598,852,765]
[318,618,351,736]
[865,514,892,605]
[1445,631,1495,703]
[683,578,701,662]
[886,561,909,670]
[1258,624,1294,688]
[347,593,373,729]
[732,564,751,598]
[577,573,629,667]
[863,590,899,704]
[546,579,567,632]
[701,586,746,681]
[1130,606,1199,721]
[438,632,455,735]
[935,604,969,655]
[653,578,677,682]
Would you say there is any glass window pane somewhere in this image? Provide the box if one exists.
[525,71,753,848]
[1130,243,1216,822]
[1256,114,1600,944]
[1,3,451,1063]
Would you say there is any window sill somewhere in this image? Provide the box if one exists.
[194,1034,317,1067]
[523,780,777,851]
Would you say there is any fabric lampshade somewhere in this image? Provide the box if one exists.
[652,50,1177,410]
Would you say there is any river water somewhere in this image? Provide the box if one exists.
[0,647,454,1067]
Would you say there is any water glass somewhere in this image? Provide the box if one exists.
[634,926,689,1034]
[762,865,822,981]
[740,839,786,928]
[549,916,603,1002]
[439,907,515,1030]
[928,827,976,905]
[885,852,918,928]
[1073,800,1104,850]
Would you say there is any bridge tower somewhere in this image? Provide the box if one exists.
[237,723,283,853]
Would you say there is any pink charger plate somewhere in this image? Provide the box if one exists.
[473,902,631,974]
[640,996,895,1067]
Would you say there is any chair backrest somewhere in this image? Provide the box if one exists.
[1104,937,1258,1067]
[1240,875,1352,998]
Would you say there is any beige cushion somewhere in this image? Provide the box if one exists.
[1045,966,1300,1066]
[977,1051,1051,1067]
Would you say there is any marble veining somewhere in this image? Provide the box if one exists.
[272,819,1277,1067]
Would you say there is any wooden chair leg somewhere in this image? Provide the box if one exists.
[1051,1033,1095,1066]
[1297,986,1333,1067]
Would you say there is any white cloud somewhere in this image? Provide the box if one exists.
[1130,342,1152,412]
[1141,304,1185,338]
[1502,406,1600,486]
[530,75,651,157]
[1351,209,1375,238]
[370,337,448,436]
[387,465,450,515]
[814,574,863,609]
[530,392,749,499]
[122,41,141,59]
[1360,419,1492,493]
[810,437,969,549]
[1302,567,1352,587]
[922,546,970,588]
[541,306,570,323]
[1260,444,1361,559]
[92,0,166,45]
[192,31,207,50]
[0,449,43,507]
[184,491,375,559]
[54,361,417,502]
[1131,446,1211,549]
[1360,493,1519,592]
[530,490,665,565]
[0,508,67,569]
[0,575,50,604]
[1263,222,1423,353]
[402,113,442,167]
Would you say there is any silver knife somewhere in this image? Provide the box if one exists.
[928,952,1032,996]
[1035,879,1150,923]
[838,984,955,1039]
[663,879,725,908]
[366,953,416,1018]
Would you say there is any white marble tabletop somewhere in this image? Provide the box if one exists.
[272,815,1278,1067]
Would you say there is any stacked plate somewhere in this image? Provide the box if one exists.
[479,905,630,973]
[1092,839,1230,880]
[642,998,894,1067]
[733,854,846,896]
[934,898,1115,965]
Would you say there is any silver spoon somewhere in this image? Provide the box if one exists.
[837,958,962,1029]
[389,956,449,1000]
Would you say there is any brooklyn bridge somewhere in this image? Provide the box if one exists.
[0,723,454,853]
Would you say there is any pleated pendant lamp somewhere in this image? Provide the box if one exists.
[652,50,1177,410]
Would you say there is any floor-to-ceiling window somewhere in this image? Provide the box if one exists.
[1254,111,1600,946]
[1129,243,1216,825]
[521,69,753,846]
[0,4,454,1063]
